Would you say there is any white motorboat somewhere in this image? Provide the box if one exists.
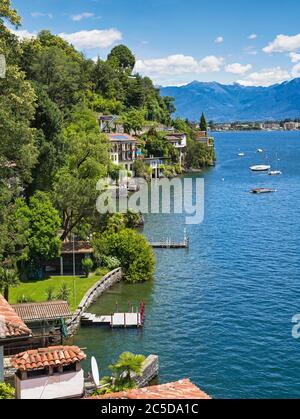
[250,165,271,172]
[257,149,264,153]
[238,153,245,157]
[268,170,282,176]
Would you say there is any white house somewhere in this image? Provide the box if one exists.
[12,345,86,399]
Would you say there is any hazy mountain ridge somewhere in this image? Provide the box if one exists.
[160,79,300,122]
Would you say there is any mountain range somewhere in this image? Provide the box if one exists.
[160,78,300,122]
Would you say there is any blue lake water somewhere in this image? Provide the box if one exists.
[74,131,300,399]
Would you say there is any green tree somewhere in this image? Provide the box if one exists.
[119,109,145,135]
[0,268,19,302]
[97,352,145,394]
[52,108,109,240]
[200,112,208,132]
[93,229,154,283]
[27,85,66,195]
[107,45,136,73]
[16,192,61,271]
[82,257,94,278]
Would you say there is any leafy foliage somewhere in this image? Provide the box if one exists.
[82,257,94,278]
[0,382,15,399]
[93,229,155,283]
[96,352,145,395]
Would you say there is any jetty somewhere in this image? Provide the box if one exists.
[81,301,145,329]
[149,230,189,249]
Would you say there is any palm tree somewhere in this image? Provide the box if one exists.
[109,352,145,391]
[0,268,20,301]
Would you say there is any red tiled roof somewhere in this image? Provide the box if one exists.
[11,346,86,372]
[89,379,211,400]
[12,301,71,322]
[0,295,31,341]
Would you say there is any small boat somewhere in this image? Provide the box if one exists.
[238,153,245,157]
[268,170,282,176]
[251,188,276,194]
[257,149,264,153]
[250,165,271,172]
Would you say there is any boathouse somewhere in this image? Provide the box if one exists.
[12,301,72,349]
[12,345,86,399]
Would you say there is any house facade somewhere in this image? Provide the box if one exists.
[108,133,137,172]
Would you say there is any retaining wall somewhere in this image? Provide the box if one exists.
[67,268,122,335]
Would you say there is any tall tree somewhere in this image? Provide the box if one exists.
[52,108,109,240]
[200,112,208,132]
[107,45,136,73]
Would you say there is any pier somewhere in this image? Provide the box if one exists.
[149,230,189,249]
[81,301,145,329]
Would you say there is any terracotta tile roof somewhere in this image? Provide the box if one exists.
[89,379,211,400]
[61,241,93,255]
[11,346,86,372]
[0,295,31,341]
[12,301,71,322]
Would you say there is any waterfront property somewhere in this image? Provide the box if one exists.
[194,131,214,146]
[12,345,86,399]
[108,133,137,172]
[0,295,32,381]
[165,132,187,165]
[11,301,72,350]
[143,156,171,178]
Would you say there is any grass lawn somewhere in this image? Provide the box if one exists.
[9,269,109,312]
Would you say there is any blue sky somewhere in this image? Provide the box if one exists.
[10,0,300,86]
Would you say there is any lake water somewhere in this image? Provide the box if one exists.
[74,131,300,399]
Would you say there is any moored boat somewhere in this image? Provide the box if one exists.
[250,165,271,172]
[268,170,282,176]
[251,188,276,194]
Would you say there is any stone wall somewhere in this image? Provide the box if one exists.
[67,268,122,335]
[134,355,159,388]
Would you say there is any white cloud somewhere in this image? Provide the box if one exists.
[31,12,53,19]
[59,29,122,49]
[248,34,257,40]
[237,67,291,86]
[289,52,300,63]
[225,63,252,75]
[71,12,95,21]
[215,36,224,44]
[135,54,224,78]
[291,63,300,77]
[263,34,300,53]
[10,29,37,40]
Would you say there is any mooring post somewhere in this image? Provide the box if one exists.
[124,313,126,328]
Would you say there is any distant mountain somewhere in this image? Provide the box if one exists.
[160,79,300,122]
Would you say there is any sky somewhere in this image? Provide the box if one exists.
[8,0,300,87]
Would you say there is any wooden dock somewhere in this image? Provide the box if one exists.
[81,312,143,328]
[150,241,188,249]
[149,230,189,249]
[81,301,145,329]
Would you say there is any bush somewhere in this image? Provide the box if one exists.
[17,295,35,304]
[82,257,94,278]
[93,229,154,283]
[45,286,56,301]
[0,383,15,399]
[56,283,71,302]
[100,255,121,271]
